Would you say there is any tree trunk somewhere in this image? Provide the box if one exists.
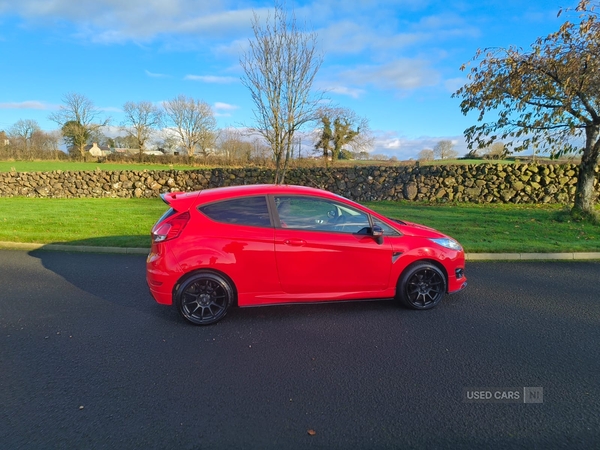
[572,124,600,216]
[279,137,293,184]
[274,149,283,184]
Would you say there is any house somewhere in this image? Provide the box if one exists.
[0,130,9,147]
[87,142,111,156]
[113,147,138,156]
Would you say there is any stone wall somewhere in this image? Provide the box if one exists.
[1,163,599,204]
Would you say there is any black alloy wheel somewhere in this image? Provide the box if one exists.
[397,263,446,310]
[175,272,234,325]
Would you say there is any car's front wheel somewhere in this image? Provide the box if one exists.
[175,272,234,325]
[397,262,446,310]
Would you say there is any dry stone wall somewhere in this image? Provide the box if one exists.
[0,163,598,204]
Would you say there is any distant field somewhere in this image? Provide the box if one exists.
[421,159,515,165]
[0,157,581,173]
[0,159,404,172]
[0,161,207,172]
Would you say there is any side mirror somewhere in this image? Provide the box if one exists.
[371,225,384,245]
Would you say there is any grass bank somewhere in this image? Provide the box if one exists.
[0,198,166,248]
[0,161,204,172]
[365,201,599,253]
[0,197,598,252]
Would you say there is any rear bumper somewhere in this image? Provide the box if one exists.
[146,245,182,305]
[147,276,174,305]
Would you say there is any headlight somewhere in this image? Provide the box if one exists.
[429,238,462,251]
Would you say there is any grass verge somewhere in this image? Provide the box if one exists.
[0,198,167,248]
[0,161,206,172]
[365,201,600,253]
[0,197,598,252]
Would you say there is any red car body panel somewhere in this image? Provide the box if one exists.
[146,184,466,310]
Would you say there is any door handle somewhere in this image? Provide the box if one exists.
[284,239,306,247]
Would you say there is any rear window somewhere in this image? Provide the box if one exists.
[198,196,271,227]
[155,207,176,227]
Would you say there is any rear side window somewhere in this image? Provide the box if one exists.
[198,196,271,227]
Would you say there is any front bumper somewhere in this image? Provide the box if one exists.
[447,266,467,294]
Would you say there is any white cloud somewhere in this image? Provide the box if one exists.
[0,101,56,110]
[371,131,468,159]
[0,1,256,43]
[99,106,122,113]
[214,38,250,57]
[444,77,466,93]
[185,75,238,84]
[325,85,365,98]
[145,69,170,78]
[318,22,425,56]
[214,102,239,111]
[213,101,240,117]
[340,59,441,91]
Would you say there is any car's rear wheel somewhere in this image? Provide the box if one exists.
[175,272,234,325]
[397,262,446,310]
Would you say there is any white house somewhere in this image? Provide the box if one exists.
[87,142,111,156]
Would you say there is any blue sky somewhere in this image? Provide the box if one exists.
[0,0,570,158]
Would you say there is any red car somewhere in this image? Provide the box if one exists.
[147,184,467,325]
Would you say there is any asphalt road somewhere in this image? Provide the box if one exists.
[1,249,599,449]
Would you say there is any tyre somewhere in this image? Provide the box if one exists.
[397,262,446,310]
[175,272,234,325]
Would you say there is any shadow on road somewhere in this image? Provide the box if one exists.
[28,238,178,324]
[26,237,416,326]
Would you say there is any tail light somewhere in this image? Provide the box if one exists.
[152,211,190,243]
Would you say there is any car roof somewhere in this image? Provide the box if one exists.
[196,184,344,203]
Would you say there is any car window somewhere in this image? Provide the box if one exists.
[275,196,370,234]
[198,196,271,227]
[372,217,401,236]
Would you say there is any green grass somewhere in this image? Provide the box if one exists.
[0,159,515,172]
[0,197,598,252]
[421,159,515,165]
[0,161,204,172]
[365,201,600,253]
[0,198,167,247]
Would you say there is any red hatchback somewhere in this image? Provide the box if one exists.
[147,184,467,325]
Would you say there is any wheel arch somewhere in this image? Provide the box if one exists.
[173,268,239,306]
[398,258,449,292]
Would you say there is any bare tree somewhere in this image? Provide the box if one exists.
[8,119,41,159]
[482,142,508,160]
[163,95,217,158]
[121,101,163,160]
[217,129,254,163]
[418,148,435,161]
[240,3,323,183]
[49,93,108,160]
[32,130,63,158]
[250,137,271,164]
[156,130,181,155]
[433,140,458,160]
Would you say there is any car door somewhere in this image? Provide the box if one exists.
[273,195,393,296]
[194,195,280,300]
